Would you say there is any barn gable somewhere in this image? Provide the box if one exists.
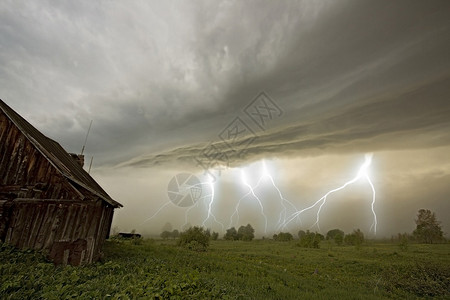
[0,99,122,265]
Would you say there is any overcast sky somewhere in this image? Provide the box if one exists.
[1,0,449,237]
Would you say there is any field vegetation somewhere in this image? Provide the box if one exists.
[1,236,449,299]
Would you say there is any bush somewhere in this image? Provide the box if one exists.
[298,230,306,239]
[160,231,171,240]
[177,226,210,252]
[238,224,255,241]
[224,227,238,240]
[334,233,344,246]
[224,225,255,241]
[326,229,344,245]
[344,229,364,249]
[298,230,321,248]
[211,232,219,240]
[273,232,293,242]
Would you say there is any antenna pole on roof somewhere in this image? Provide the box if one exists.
[81,120,93,156]
[88,156,94,174]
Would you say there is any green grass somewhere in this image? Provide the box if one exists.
[1,240,449,299]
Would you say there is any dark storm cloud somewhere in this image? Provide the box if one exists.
[1,1,449,165]
[117,0,450,166]
[119,73,450,168]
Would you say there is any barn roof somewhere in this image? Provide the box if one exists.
[0,99,122,208]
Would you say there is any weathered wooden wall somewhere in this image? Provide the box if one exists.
[3,199,114,265]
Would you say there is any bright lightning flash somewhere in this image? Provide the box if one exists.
[280,153,377,234]
[240,169,268,234]
[201,174,224,231]
[261,160,298,227]
[145,154,378,236]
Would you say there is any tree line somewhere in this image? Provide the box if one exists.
[153,208,445,252]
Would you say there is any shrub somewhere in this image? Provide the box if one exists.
[326,229,344,245]
[298,230,321,248]
[237,224,255,241]
[160,231,171,240]
[298,230,306,239]
[334,233,344,246]
[177,226,210,251]
[344,229,364,249]
[273,232,293,242]
[224,227,238,240]
[211,232,219,241]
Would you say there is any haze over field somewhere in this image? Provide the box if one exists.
[1,1,449,237]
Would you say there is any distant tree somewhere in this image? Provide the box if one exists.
[413,209,444,244]
[326,229,344,240]
[211,231,219,241]
[344,229,364,248]
[171,229,179,239]
[297,230,306,240]
[238,224,255,241]
[326,229,344,245]
[315,233,325,241]
[273,232,293,242]
[131,229,136,234]
[177,226,210,251]
[224,227,238,240]
[298,230,321,248]
[334,233,344,246]
[160,230,171,240]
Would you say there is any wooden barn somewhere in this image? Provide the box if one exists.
[0,99,122,265]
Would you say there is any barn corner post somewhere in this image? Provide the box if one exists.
[0,99,122,266]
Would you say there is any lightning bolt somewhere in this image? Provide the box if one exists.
[261,160,298,227]
[280,153,377,234]
[230,161,298,230]
[240,169,268,234]
[201,174,225,231]
[229,168,264,228]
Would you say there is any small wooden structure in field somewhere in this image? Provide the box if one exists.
[118,232,142,239]
[0,99,122,265]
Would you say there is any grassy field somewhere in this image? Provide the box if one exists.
[1,239,449,299]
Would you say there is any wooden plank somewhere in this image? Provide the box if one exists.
[58,203,72,241]
[86,236,95,264]
[81,203,97,238]
[27,204,45,248]
[66,204,81,240]
[93,205,108,261]
[44,204,65,250]
[85,202,103,262]
[0,128,18,184]
[21,204,37,248]
[54,204,69,242]
[96,207,113,257]
[9,204,26,246]
[12,138,25,185]
[35,204,56,249]
[73,205,87,239]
